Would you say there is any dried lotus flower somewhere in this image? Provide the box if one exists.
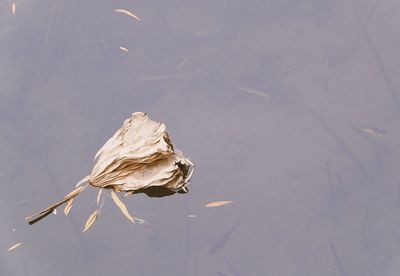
[26,112,194,226]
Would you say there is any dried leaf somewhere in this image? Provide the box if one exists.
[111,190,134,223]
[11,3,16,15]
[205,201,234,208]
[83,210,98,232]
[96,189,103,206]
[114,9,141,22]
[119,46,129,52]
[64,198,74,215]
[89,112,193,192]
[8,242,21,252]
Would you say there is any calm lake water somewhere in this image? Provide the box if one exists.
[2,0,400,275]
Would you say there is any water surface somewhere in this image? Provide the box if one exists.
[2,1,400,275]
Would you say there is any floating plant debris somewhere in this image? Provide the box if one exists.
[111,190,135,223]
[114,9,141,22]
[96,189,102,206]
[63,198,74,215]
[205,201,234,208]
[238,87,270,99]
[352,124,386,137]
[83,210,98,232]
[26,112,194,230]
[8,242,21,252]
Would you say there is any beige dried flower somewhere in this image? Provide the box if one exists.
[26,112,194,227]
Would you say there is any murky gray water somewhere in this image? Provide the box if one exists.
[2,0,400,275]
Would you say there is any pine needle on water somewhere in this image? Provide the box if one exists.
[205,201,234,208]
[111,190,134,223]
[114,9,141,22]
[8,242,21,252]
[64,198,74,216]
[83,210,98,232]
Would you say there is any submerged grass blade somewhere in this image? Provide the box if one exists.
[111,190,134,223]
[83,210,98,232]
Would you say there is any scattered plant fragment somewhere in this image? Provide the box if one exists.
[205,201,234,208]
[64,198,74,216]
[7,242,21,252]
[114,9,141,22]
[83,210,98,232]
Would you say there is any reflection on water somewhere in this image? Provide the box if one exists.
[2,0,400,275]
